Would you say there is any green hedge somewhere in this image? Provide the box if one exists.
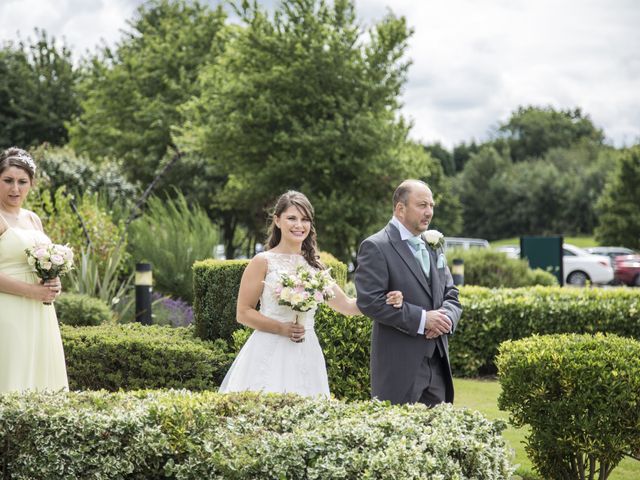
[446,248,558,287]
[55,293,112,326]
[61,324,231,391]
[0,390,514,479]
[497,333,640,480]
[193,253,347,343]
[230,287,640,398]
[450,286,640,376]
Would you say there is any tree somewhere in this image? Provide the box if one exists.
[69,0,228,184]
[454,146,511,239]
[595,147,640,250]
[452,140,481,173]
[423,142,454,176]
[496,105,604,162]
[0,30,79,147]
[178,0,453,261]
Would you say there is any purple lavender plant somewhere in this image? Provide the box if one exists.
[151,292,194,327]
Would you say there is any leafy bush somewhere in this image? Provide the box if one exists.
[193,255,347,343]
[128,191,220,302]
[446,248,557,287]
[60,324,231,391]
[26,186,130,279]
[0,390,514,479]
[55,293,112,326]
[31,144,137,206]
[315,304,371,400]
[497,333,640,480]
[67,243,134,321]
[451,286,640,376]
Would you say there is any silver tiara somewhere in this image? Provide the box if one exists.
[8,150,36,174]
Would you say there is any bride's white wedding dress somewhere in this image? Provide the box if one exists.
[218,251,330,397]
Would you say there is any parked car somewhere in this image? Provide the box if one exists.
[445,237,489,250]
[493,245,520,259]
[562,244,614,286]
[498,243,614,286]
[586,247,640,286]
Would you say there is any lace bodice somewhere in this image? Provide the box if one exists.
[260,251,317,329]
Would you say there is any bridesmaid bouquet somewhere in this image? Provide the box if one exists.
[25,243,74,305]
[274,265,336,342]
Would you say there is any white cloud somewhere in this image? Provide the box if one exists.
[1,0,638,147]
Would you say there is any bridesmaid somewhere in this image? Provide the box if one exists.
[0,147,68,393]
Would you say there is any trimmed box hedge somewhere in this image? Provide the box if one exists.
[497,333,640,480]
[0,390,514,479]
[450,286,640,376]
[61,323,231,391]
[313,286,640,398]
[193,252,347,343]
[56,292,112,326]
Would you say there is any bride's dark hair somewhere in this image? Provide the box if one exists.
[265,191,324,270]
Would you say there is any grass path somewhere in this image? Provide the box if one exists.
[454,378,639,479]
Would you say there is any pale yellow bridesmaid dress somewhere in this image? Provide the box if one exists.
[0,213,68,393]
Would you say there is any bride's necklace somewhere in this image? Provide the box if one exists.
[0,208,22,221]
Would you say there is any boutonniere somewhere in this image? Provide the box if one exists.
[423,230,445,249]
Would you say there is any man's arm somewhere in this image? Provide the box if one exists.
[355,239,422,335]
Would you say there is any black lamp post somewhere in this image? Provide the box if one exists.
[135,262,153,325]
[452,258,464,286]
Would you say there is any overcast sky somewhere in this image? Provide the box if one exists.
[1,0,638,148]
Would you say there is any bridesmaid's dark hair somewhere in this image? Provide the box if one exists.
[0,147,36,183]
[265,191,324,270]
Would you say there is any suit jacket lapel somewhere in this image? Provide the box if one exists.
[386,223,432,299]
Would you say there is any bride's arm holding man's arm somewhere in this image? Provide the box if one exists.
[327,284,403,317]
[236,255,305,339]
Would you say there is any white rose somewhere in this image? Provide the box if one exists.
[290,293,304,305]
[280,287,292,302]
[424,230,444,247]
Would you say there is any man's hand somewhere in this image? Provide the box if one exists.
[424,308,452,338]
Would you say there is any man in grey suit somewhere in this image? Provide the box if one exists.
[355,179,462,406]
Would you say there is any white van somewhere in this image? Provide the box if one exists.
[444,237,489,250]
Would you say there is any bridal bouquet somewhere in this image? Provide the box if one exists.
[25,243,74,304]
[274,265,336,342]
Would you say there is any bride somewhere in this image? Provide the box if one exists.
[219,190,403,398]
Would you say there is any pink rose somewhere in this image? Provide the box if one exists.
[51,254,65,265]
[314,291,324,302]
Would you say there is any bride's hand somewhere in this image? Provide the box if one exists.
[386,290,403,308]
[281,322,305,342]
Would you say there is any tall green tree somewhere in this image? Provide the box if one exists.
[424,141,454,176]
[179,0,454,260]
[0,30,79,147]
[455,142,611,240]
[69,0,228,184]
[495,105,604,162]
[594,147,640,250]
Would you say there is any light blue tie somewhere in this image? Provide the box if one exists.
[407,236,430,278]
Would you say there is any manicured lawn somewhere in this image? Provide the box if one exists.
[490,236,598,248]
[454,378,639,480]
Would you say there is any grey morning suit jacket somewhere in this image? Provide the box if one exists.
[355,222,462,405]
